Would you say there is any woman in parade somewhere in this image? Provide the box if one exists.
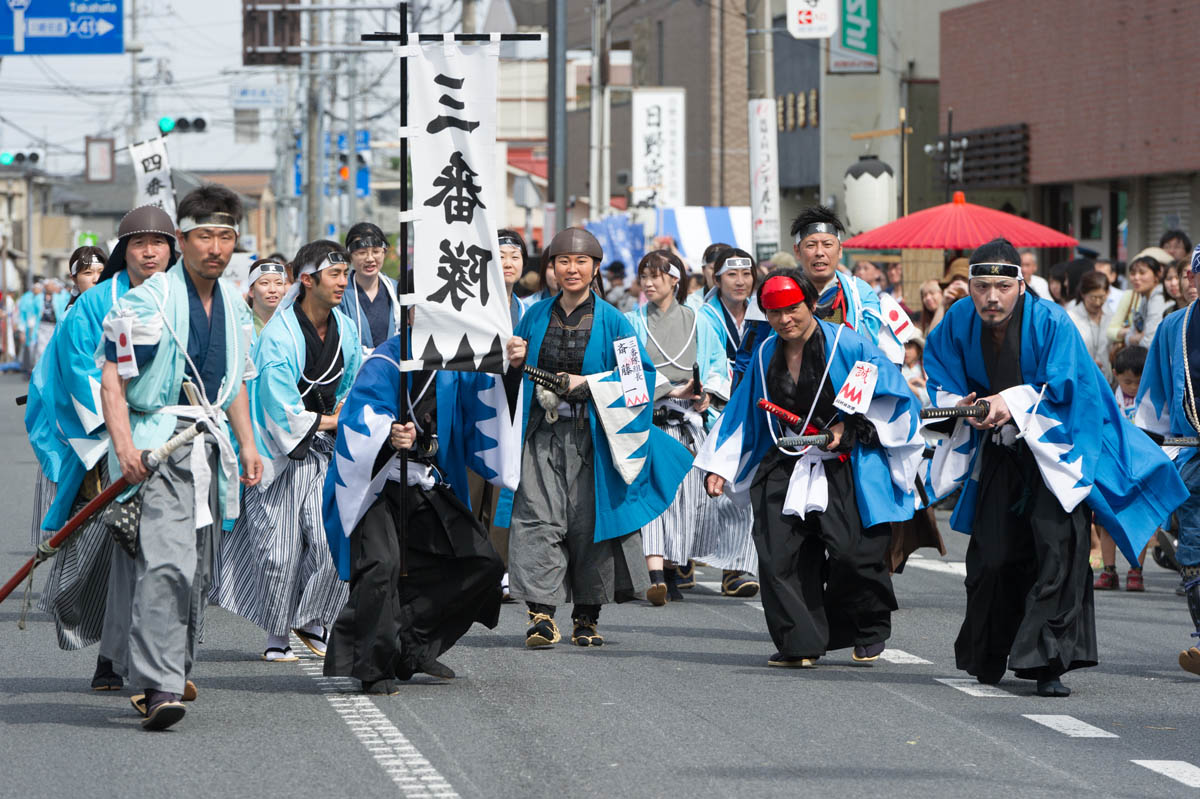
[694,247,769,597]
[246,257,289,335]
[625,249,728,603]
[65,246,106,310]
[505,227,691,648]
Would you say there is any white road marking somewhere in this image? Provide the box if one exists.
[695,580,723,592]
[935,677,1014,698]
[1022,714,1119,738]
[879,648,932,665]
[744,602,764,611]
[1131,760,1200,788]
[904,559,967,576]
[292,635,459,798]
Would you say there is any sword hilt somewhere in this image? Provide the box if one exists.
[141,421,208,471]
[524,364,570,394]
[758,398,802,428]
[1163,436,1200,447]
[778,433,833,449]
[919,400,991,421]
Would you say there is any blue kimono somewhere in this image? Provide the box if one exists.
[816,271,883,345]
[249,304,362,475]
[25,274,131,530]
[338,272,401,351]
[693,320,924,529]
[18,290,39,346]
[515,292,697,543]
[924,293,1187,567]
[323,335,521,580]
[700,290,771,385]
[1135,301,1199,469]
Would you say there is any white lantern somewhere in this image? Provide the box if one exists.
[843,155,896,235]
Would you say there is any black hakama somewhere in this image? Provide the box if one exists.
[324,479,504,683]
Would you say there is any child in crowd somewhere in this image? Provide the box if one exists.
[901,339,929,406]
[1095,346,1148,591]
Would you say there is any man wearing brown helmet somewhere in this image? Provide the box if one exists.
[24,205,178,694]
[505,227,691,649]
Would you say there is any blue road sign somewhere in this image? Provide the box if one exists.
[1,0,124,56]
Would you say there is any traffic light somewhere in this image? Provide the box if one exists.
[0,151,40,167]
[158,117,207,135]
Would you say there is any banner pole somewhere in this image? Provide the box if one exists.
[397,1,410,575]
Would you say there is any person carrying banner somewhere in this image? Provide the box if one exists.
[321,328,518,694]
[790,206,883,345]
[23,206,178,691]
[1133,243,1200,677]
[696,268,924,668]
[624,249,729,602]
[923,238,1187,696]
[339,221,401,353]
[214,240,361,663]
[505,228,692,647]
[99,185,263,729]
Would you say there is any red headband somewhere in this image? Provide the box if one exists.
[761,275,806,310]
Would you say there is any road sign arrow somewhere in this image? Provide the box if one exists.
[96,18,114,36]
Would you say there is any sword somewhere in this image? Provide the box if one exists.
[757,398,802,428]
[0,421,208,607]
[1164,436,1200,447]
[777,433,833,449]
[523,364,570,394]
[919,400,991,420]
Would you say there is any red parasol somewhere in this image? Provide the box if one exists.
[842,191,1078,250]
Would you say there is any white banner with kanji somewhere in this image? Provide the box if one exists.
[408,41,510,373]
[129,136,177,221]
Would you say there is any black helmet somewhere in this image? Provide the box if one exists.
[99,205,179,282]
[546,227,603,261]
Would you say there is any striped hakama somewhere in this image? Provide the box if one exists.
[36,462,114,650]
[214,433,347,637]
[694,490,759,574]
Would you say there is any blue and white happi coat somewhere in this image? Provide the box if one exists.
[923,293,1187,567]
[99,264,256,528]
[1135,300,1200,469]
[515,291,694,543]
[25,273,132,531]
[323,334,522,580]
[693,320,924,527]
[337,272,402,351]
[818,271,883,345]
[249,304,362,483]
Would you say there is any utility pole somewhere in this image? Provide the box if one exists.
[587,2,602,220]
[598,0,611,219]
[548,0,567,233]
[303,1,325,241]
[128,0,143,143]
[345,9,359,231]
[746,0,773,101]
[462,0,477,34]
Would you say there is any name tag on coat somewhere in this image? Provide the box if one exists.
[834,360,878,415]
[614,335,650,407]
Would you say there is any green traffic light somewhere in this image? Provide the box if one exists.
[158,117,176,134]
[0,152,12,166]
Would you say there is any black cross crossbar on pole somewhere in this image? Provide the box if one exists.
[375,4,542,574]
[362,32,543,43]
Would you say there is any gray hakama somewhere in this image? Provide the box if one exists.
[508,410,649,606]
[100,423,221,696]
[214,433,347,636]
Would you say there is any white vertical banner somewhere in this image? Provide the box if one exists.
[408,41,511,373]
[129,137,177,221]
[748,98,781,262]
[630,88,686,209]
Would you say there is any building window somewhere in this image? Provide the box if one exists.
[809,89,819,128]
[1081,205,1103,240]
[796,91,806,128]
[785,93,794,131]
[777,95,785,131]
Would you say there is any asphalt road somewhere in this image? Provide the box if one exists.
[1,372,1196,799]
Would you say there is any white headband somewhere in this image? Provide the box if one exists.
[296,251,348,280]
[793,221,841,245]
[715,256,753,276]
[179,213,240,235]
[248,261,288,285]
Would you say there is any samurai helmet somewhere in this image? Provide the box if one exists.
[546,227,603,262]
[99,205,179,282]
